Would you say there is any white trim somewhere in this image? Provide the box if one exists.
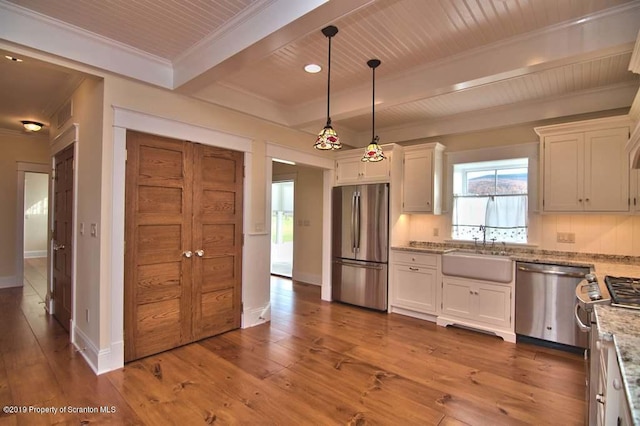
[24,250,47,259]
[242,305,271,329]
[0,0,173,88]
[292,272,321,286]
[72,320,101,374]
[108,107,253,374]
[534,115,632,137]
[264,142,335,303]
[0,276,18,288]
[15,162,50,289]
[113,107,252,153]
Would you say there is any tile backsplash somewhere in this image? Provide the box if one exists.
[407,213,640,256]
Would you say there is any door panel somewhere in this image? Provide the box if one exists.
[355,183,388,262]
[191,145,243,341]
[52,144,74,332]
[125,131,193,362]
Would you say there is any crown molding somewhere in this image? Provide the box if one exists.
[0,0,173,88]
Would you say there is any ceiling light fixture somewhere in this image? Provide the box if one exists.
[362,59,385,162]
[4,55,23,62]
[314,25,341,151]
[21,120,44,132]
[304,64,322,73]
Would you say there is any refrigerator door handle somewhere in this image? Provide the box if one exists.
[350,193,357,252]
[355,192,361,252]
[333,259,383,270]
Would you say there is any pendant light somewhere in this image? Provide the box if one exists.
[314,25,341,150]
[362,59,385,162]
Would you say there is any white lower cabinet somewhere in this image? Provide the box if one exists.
[596,338,632,426]
[389,251,439,318]
[438,276,515,342]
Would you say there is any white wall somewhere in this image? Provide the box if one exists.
[23,172,48,256]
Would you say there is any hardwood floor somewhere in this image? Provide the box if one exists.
[23,257,47,301]
[0,276,585,425]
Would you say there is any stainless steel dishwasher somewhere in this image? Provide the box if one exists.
[515,262,589,349]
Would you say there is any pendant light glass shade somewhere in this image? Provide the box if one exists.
[362,59,385,162]
[314,25,341,151]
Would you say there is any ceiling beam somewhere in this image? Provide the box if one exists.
[174,0,374,93]
[287,2,640,129]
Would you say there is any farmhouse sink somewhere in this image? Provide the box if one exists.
[442,250,513,283]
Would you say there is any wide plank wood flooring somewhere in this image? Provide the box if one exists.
[0,275,585,425]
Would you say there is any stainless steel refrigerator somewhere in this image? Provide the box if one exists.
[332,183,389,311]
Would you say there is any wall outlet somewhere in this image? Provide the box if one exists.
[556,232,575,243]
[90,223,98,237]
[85,309,90,323]
[79,222,84,235]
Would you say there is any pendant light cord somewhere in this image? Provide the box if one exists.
[371,64,375,141]
[327,35,332,124]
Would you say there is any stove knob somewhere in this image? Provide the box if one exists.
[585,273,597,282]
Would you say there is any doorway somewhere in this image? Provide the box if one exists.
[23,172,49,299]
[270,180,294,277]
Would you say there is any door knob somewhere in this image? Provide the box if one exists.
[53,243,65,251]
[183,250,193,258]
[195,249,204,257]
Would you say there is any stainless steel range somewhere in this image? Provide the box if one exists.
[605,276,640,310]
[575,274,610,426]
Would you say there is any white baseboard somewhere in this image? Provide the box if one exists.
[0,275,20,288]
[242,304,271,328]
[436,316,516,343]
[24,250,47,258]
[72,322,100,374]
[293,272,321,286]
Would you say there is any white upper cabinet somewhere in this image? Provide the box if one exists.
[632,169,640,213]
[334,145,393,185]
[536,116,632,213]
[401,143,444,214]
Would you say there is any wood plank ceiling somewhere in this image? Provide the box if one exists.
[1,0,639,144]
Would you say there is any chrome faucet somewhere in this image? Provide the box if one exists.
[479,225,487,248]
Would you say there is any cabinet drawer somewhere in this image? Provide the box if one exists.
[393,251,437,267]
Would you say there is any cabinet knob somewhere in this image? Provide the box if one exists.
[474,291,479,295]
[585,198,589,202]
[469,290,473,295]
[613,378,622,390]
[183,250,193,258]
[578,198,583,202]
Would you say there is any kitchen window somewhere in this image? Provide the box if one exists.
[452,158,528,244]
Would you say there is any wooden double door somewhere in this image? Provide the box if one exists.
[124,131,243,362]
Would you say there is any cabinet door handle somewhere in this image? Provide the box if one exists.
[409,267,419,271]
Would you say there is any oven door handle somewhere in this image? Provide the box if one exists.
[574,303,591,332]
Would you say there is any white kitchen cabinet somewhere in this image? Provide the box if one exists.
[402,143,444,214]
[438,275,514,342]
[389,250,439,318]
[631,169,640,213]
[335,145,393,185]
[596,338,633,426]
[536,116,632,213]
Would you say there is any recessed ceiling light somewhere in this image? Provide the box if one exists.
[21,120,44,132]
[304,64,322,73]
[4,55,23,62]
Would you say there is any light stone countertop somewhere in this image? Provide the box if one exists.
[594,305,640,426]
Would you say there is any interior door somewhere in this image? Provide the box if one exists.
[191,145,243,340]
[52,144,74,332]
[124,132,244,362]
[124,131,193,362]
